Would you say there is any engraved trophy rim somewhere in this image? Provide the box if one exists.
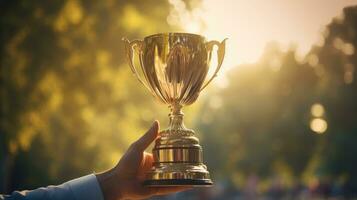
[144,32,205,40]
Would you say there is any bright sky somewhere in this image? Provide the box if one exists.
[168,0,357,69]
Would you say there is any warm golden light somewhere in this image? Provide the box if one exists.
[3,0,357,196]
[168,0,356,68]
[311,103,325,117]
[308,54,319,67]
[310,118,328,134]
[209,96,223,109]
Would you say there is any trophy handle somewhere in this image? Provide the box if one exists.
[200,38,227,91]
[122,38,152,91]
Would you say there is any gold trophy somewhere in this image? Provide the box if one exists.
[123,33,226,186]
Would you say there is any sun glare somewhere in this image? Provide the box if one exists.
[168,0,357,70]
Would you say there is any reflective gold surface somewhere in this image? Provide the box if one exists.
[123,33,226,186]
[153,146,202,163]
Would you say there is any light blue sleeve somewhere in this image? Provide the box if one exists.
[1,174,104,200]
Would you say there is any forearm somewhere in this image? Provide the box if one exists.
[1,174,104,200]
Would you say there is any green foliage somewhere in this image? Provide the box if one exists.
[197,5,357,193]
[312,6,357,193]
[198,44,319,181]
[0,0,174,192]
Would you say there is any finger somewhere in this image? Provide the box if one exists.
[138,152,154,179]
[142,152,154,171]
[132,121,159,151]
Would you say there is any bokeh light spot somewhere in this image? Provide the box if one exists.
[311,103,325,117]
[120,5,148,32]
[342,43,355,55]
[333,37,344,50]
[344,64,354,84]
[310,118,328,134]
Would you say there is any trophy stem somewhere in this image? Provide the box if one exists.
[168,102,187,132]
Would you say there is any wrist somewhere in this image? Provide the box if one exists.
[96,169,123,200]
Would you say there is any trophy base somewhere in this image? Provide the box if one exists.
[143,179,213,186]
[144,159,213,187]
[145,128,213,187]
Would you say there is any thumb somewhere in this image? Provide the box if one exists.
[132,121,159,152]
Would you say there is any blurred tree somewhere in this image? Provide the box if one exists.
[0,0,174,192]
[198,43,319,186]
[310,5,357,196]
[197,5,357,196]
[197,6,357,195]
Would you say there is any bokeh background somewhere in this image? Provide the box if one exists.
[1,0,357,199]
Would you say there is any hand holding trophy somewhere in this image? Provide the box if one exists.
[123,33,226,186]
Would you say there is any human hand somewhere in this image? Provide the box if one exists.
[96,121,190,200]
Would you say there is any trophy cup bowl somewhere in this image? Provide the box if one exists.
[123,33,226,186]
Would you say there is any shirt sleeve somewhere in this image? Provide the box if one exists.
[1,174,104,200]
[66,174,104,200]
